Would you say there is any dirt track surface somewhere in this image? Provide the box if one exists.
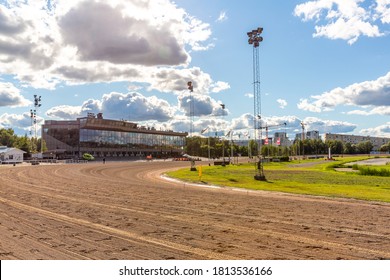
[0,161,389,260]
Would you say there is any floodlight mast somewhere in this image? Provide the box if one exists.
[247,27,266,181]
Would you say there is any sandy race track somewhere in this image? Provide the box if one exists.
[0,161,389,260]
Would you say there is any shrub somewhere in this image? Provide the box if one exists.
[82,153,95,161]
[358,166,390,177]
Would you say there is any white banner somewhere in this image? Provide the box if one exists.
[1,260,389,280]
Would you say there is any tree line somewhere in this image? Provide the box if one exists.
[185,136,390,158]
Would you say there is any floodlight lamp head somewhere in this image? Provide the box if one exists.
[187,81,193,92]
[257,27,263,33]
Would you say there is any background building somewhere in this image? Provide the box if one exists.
[295,130,320,140]
[0,146,25,164]
[42,114,187,159]
[273,132,291,146]
[324,133,390,151]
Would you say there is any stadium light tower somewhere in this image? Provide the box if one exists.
[187,81,194,137]
[33,95,42,152]
[187,81,197,171]
[247,27,266,181]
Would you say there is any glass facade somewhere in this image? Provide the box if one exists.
[79,129,185,150]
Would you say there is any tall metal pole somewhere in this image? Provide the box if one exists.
[220,104,226,166]
[187,81,194,138]
[247,27,266,181]
[187,81,196,171]
[33,95,42,152]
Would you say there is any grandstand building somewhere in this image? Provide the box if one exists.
[42,113,187,159]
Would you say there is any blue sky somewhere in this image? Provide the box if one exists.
[0,0,390,140]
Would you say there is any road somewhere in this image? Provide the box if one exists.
[0,161,389,259]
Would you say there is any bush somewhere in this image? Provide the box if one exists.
[270,156,290,162]
[358,166,390,177]
[82,153,95,161]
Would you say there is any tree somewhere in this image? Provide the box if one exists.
[326,140,343,154]
[0,128,17,147]
[343,142,356,154]
[14,134,32,158]
[379,142,390,153]
[356,141,373,154]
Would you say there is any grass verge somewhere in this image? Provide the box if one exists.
[165,157,390,203]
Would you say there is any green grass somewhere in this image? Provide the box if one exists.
[165,156,390,203]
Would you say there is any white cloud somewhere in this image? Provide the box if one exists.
[347,106,390,115]
[0,82,31,107]
[360,122,390,137]
[211,81,231,93]
[46,105,84,119]
[0,111,40,132]
[375,0,390,24]
[302,116,357,133]
[216,11,228,22]
[47,91,176,122]
[294,0,389,44]
[178,93,228,117]
[245,93,254,98]
[224,114,356,138]
[276,98,288,109]
[298,71,390,113]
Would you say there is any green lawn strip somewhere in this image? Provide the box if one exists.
[165,160,390,203]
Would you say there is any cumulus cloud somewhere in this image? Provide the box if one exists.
[146,67,229,94]
[59,1,188,66]
[0,0,225,92]
[178,92,228,117]
[46,105,84,119]
[347,106,390,115]
[229,114,356,137]
[0,112,40,131]
[294,0,389,44]
[47,91,176,122]
[360,122,390,137]
[0,82,31,107]
[298,71,390,113]
[303,116,357,133]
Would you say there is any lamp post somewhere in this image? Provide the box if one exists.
[247,27,266,181]
[33,95,42,154]
[200,127,211,160]
[220,103,226,166]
